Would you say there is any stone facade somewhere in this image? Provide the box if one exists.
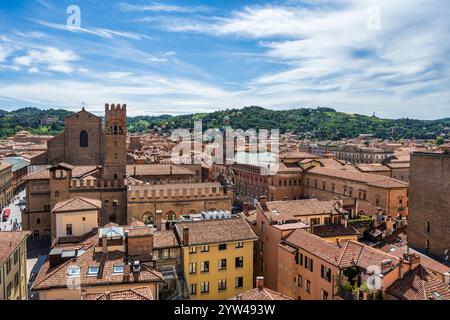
[127,182,232,224]
[408,152,450,260]
[43,109,103,166]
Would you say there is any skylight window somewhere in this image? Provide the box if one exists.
[67,266,80,277]
[113,264,124,274]
[87,266,99,276]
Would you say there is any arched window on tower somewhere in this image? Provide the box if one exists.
[80,130,88,147]
[113,125,119,135]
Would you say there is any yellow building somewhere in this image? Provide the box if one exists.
[0,231,31,300]
[52,197,101,240]
[175,217,258,300]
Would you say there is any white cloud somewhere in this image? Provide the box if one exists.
[33,19,153,40]
[118,2,209,13]
[13,47,79,74]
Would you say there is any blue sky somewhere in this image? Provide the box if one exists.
[0,0,449,118]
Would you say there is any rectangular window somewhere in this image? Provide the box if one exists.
[200,282,209,294]
[200,261,209,273]
[6,283,12,298]
[305,256,313,272]
[189,262,197,274]
[190,283,197,295]
[236,242,244,248]
[6,259,11,274]
[162,249,170,259]
[87,266,99,276]
[321,289,329,300]
[218,259,227,270]
[14,272,19,288]
[310,218,320,225]
[189,246,197,254]
[218,279,227,291]
[321,265,332,282]
[306,280,311,293]
[66,224,73,236]
[235,276,244,288]
[297,275,303,287]
[112,264,124,274]
[218,244,227,251]
[295,252,303,266]
[235,256,244,268]
[200,245,209,252]
[14,250,19,265]
[112,200,119,207]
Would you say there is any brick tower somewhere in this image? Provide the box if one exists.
[103,103,127,181]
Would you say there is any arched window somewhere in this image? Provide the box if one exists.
[80,130,88,147]
[113,125,119,135]
[143,212,154,225]
[166,211,176,221]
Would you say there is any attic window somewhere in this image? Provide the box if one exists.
[67,266,80,277]
[87,266,99,276]
[113,264,124,274]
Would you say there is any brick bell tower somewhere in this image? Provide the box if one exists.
[103,103,127,181]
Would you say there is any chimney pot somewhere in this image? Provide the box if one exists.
[259,196,267,209]
[256,276,264,291]
[183,226,190,246]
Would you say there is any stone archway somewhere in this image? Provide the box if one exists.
[187,209,197,215]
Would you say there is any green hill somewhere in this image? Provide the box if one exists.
[1,106,449,140]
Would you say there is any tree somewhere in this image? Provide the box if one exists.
[436,136,445,145]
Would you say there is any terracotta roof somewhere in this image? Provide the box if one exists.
[386,265,450,300]
[231,287,294,300]
[284,229,342,266]
[125,226,154,238]
[307,166,408,189]
[0,162,12,171]
[24,166,99,181]
[24,168,50,180]
[0,231,31,266]
[82,287,154,300]
[387,247,450,276]
[284,229,400,272]
[356,164,391,173]
[260,199,337,222]
[337,241,400,272]
[312,224,359,238]
[280,152,319,160]
[52,197,101,213]
[32,234,163,291]
[175,217,258,246]
[153,230,179,249]
[126,164,195,176]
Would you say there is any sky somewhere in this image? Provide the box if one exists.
[0,0,449,119]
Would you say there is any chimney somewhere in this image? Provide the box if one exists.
[256,276,264,291]
[133,166,136,177]
[259,196,267,209]
[183,226,190,246]
[156,210,162,231]
[170,166,173,175]
[102,235,108,254]
[243,202,249,216]
[105,291,111,300]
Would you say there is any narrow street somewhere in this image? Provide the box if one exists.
[0,188,25,231]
